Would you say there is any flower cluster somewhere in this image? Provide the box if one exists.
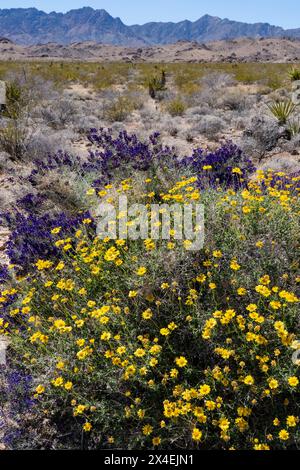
[1,130,257,279]
[180,141,256,189]
[0,209,95,274]
[1,166,299,450]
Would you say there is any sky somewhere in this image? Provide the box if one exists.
[0,1,300,29]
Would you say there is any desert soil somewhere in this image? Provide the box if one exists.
[0,37,300,63]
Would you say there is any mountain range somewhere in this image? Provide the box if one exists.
[0,7,300,46]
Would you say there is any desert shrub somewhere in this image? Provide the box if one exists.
[0,121,31,161]
[242,115,284,158]
[164,123,179,137]
[184,132,194,143]
[154,90,169,102]
[3,72,53,120]
[40,99,77,129]
[287,119,300,138]
[22,151,92,212]
[267,100,296,125]
[278,134,300,155]
[166,99,186,117]
[140,109,158,127]
[193,115,226,140]
[65,98,104,134]
[231,64,285,89]
[186,105,212,117]
[5,81,22,104]
[35,170,92,214]
[1,167,299,450]
[196,84,251,113]
[91,64,131,91]
[27,151,83,185]
[148,70,167,99]
[156,114,180,134]
[288,67,300,82]
[0,150,10,172]
[218,90,248,111]
[240,136,265,161]
[74,115,103,133]
[25,128,77,161]
[289,134,300,149]
[231,112,251,131]
[201,72,236,91]
[4,81,23,119]
[104,96,136,122]
[196,88,220,109]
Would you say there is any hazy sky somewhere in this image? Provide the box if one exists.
[0,1,299,29]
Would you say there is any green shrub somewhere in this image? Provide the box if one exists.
[288,67,300,82]
[166,98,186,116]
[267,100,296,125]
[0,121,28,160]
[148,71,167,99]
[4,81,23,119]
[105,96,135,122]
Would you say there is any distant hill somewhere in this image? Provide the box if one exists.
[0,7,145,46]
[0,7,299,46]
[0,37,13,44]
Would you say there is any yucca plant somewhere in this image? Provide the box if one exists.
[288,67,300,81]
[287,119,300,137]
[148,70,167,99]
[267,99,296,125]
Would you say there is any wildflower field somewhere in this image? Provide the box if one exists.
[0,125,299,451]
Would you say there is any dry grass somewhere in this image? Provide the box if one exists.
[0,62,297,96]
